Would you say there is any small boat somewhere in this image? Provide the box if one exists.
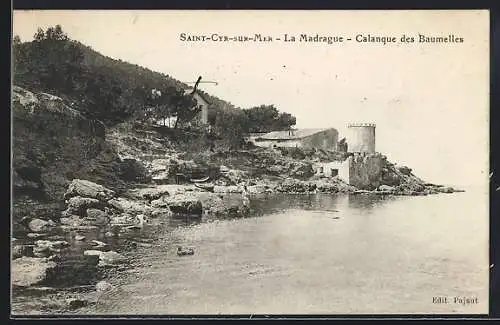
[176,246,195,256]
[195,183,215,191]
[190,176,210,183]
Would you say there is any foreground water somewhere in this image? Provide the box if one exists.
[13,189,490,315]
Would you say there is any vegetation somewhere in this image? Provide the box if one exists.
[12,25,297,148]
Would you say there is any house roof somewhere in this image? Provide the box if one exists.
[258,128,336,140]
[184,88,212,105]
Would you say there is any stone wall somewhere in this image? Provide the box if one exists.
[347,153,383,190]
[300,129,339,151]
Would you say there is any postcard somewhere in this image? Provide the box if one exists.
[11,9,489,316]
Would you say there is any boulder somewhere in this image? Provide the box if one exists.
[66,298,88,309]
[83,250,127,267]
[83,250,103,257]
[110,213,134,225]
[12,257,57,287]
[378,185,395,192]
[64,196,102,216]
[85,208,109,225]
[436,186,455,193]
[60,214,106,228]
[247,185,267,194]
[397,166,412,176]
[164,195,203,215]
[98,251,127,267]
[33,245,51,258]
[12,245,32,259]
[28,218,57,233]
[213,185,242,194]
[35,240,70,251]
[108,197,153,216]
[96,280,113,292]
[63,179,115,201]
[27,232,48,239]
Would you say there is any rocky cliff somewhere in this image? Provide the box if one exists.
[12,86,135,224]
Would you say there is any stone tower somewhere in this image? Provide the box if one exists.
[346,123,376,153]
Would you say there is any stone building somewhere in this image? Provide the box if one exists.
[184,87,212,126]
[346,123,376,153]
[251,128,339,151]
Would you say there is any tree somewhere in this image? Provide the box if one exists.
[34,28,45,42]
[243,104,296,133]
[146,87,199,128]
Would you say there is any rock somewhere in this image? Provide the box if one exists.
[108,197,153,216]
[64,179,115,201]
[150,197,170,208]
[378,185,395,192]
[35,240,70,251]
[110,213,134,225]
[436,186,455,193]
[12,257,57,287]
[104,231,115,238]
[151,208,172,219]
[83,250,126,267]
[85,208,109,225]
[84,250,103,257]
[397,166,412,176]
[213,185,242,194]
[12,245,32,259]
[219,165,230,173]
[95,280,113,292]
[64,196,102,216]
[118,158,151,183]
[164,195,203,215]
[289,162,315,179]
[98,251,127,267]
[247,185,267,194]
[33,247,51,258]
[28,218,57,233]
[60,215,104,228]
[66,298,88,309]
[91,240,108,249]
[75,235,86,241]
[27,232,47,239]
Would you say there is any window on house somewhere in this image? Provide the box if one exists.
[331,169,339,177]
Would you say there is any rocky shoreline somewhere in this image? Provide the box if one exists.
[12,176,462,307]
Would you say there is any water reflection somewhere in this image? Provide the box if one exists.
[347,193,397,212]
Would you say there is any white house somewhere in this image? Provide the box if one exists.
[184,87,212,126]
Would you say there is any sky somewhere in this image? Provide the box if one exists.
[12,10,489,187]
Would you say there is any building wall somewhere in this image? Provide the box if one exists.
[300,129,339,151]
[193,93,209,125]
[347,123,376,153]
[315,160,350,183]
[347,153,383,189]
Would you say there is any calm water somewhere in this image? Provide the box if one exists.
[73,188,490,315]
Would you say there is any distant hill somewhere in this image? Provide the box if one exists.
[12,25,296,146]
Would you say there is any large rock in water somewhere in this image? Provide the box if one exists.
[12,257,57,287]
[28,218,57,232]
[164,194,203,215]
[107,197,153,216]
[64,179,115,201]
[64,196,102,216]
